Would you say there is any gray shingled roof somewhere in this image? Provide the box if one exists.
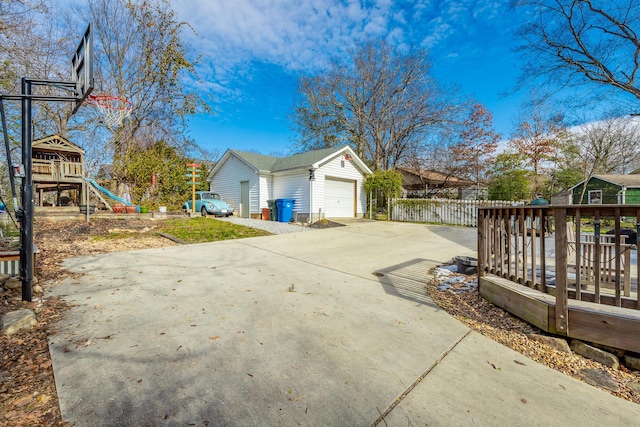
[231,147,346,172]
[594,174,640,187]
[271,147,344,171]
[229,150,279,171]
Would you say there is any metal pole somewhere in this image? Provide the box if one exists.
[0,98,19,211]
[20,78,33,302]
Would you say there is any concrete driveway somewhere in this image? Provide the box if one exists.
[48,220,640,426]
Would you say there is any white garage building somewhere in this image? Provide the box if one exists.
[207,146,371,222]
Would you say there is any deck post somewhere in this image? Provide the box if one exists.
[477,208,486,278]
[554,207,568,334]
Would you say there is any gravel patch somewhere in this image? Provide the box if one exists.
[215,217,313,234]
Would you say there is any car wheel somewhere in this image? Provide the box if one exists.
[201,206,207,217]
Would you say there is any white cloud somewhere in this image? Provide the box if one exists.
[174,0,395,75]
[172,0,513,102]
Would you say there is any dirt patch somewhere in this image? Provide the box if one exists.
[308,219,346,229]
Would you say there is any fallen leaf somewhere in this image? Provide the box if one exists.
[36,394,52,404]
[12,395,32,407]
[288,394,307,402]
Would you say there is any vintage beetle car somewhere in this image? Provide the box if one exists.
[183,191,234,216]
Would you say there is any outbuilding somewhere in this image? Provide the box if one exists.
[207,146,372,221]
[568,174,640,204]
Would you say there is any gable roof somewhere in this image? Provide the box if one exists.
[32,134,84,154]
[569,174,640,191]
[593,174,640,187]
[229,150,279,172]
[210,146,371,178]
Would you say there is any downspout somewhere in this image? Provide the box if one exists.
[309,168,315,223]
[619,186,626,205]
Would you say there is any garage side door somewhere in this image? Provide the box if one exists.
[324,177,355,217]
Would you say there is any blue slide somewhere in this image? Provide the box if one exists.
[86,178,135,207]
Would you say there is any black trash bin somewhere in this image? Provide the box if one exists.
[267,199,278,221]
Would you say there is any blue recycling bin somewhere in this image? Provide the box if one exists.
[275,198,295,222]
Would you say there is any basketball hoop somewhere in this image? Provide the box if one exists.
[87,94,133,129]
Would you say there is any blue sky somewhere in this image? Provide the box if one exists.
[173,0,524,156]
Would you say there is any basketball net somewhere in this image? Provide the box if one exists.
[87,94,133,129]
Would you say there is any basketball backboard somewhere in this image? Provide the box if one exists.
[71,23,94,113]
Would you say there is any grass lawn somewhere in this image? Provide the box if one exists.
[158,217,271,243]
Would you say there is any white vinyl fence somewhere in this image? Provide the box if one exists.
[390,198,522,227]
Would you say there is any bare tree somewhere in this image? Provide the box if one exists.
[576,115,640,174]
[450,103,500,186]
[510,91,565,176]
[0,0,51,91]
[516,0,640,101]
[0,1,69,194]
[293,40,463,170]
[80,0,209,187]
[562,114,640,201]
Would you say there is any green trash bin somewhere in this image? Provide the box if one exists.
[528,196,550,234]
[267,199,278,221]
[529,196,548,206]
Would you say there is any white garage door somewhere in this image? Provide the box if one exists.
[324,177,355,217]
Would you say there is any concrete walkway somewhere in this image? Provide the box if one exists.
[47,221,640,426]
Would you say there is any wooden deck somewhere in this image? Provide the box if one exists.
[478,204,640,353]
[480,275,640,353]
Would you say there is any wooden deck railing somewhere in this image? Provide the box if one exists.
[32,159,83,179]
[478,205,640,343]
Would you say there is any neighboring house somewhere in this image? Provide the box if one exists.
[397,168,479,199]
[569,174,640,204]
[95,164,114,181]
[207,146,371,221]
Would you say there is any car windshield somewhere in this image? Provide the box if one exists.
[202,192,221,200]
